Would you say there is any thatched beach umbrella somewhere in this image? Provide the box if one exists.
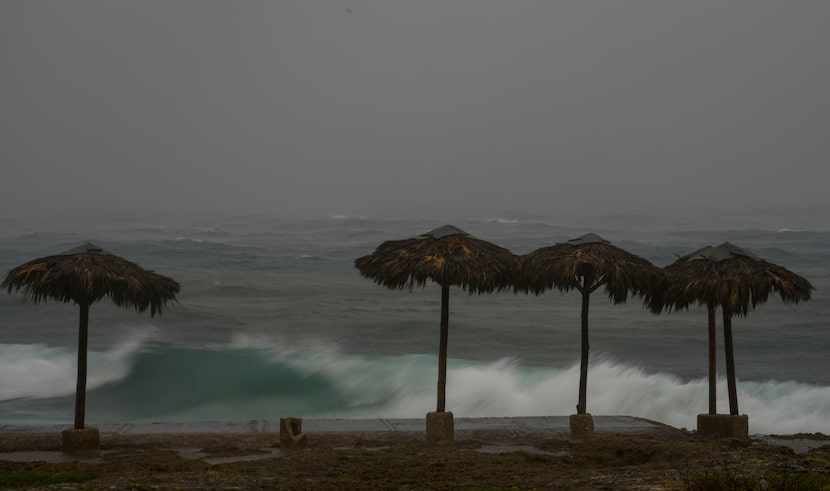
[651,242,812,416]
[355,225,515,414]
[2,243,179,430]
[515,233,666,416]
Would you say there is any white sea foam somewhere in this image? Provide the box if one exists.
[5,340,826,435]
[0,340,142,400]
[276,352,830,435]
[0,344,77,400]
[486,217,522,224]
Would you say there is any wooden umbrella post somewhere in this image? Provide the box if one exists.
[437,286,449,413]
[74,303,90,430]
[62,301,100,456]
[570,272,596,440]
[577,276,590,415]
[707,304,717,415]
[722,307,739,416]
[427,285,455,443]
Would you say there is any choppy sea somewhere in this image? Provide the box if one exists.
[0,210,828,435]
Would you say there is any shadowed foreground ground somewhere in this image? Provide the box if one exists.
[1,427,829,490]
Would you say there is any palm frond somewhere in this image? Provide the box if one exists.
[2,243,180,315]
[514,234,666,304]
[653,242,813,316]
[354,225,516,294]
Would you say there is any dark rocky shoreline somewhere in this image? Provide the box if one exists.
[2,427,829,490]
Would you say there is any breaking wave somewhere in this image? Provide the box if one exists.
[1,340,828,435]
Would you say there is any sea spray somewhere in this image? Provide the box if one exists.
[739,380,830,435]
[2,341,828,435]
[0,344,78,400]
[0,341,141,400]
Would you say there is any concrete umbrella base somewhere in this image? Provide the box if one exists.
[426,411,454,443]
[569,413,595,440]
[62,427,100,455]
[697,414,749,439]
[279,417,308,450]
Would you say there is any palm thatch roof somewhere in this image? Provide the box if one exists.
[2,242,179,315]
[354,225,516,294]
[653,241,813,316]
[515,233,666,303]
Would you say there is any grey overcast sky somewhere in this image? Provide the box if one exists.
[2,1,828,222]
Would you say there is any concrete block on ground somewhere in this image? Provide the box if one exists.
[426,411,454,443]
[62,427,100,455]
[697,414,749,439]
[570,413,595,440]
[279,417,307,449]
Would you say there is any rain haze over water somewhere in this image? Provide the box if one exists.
[1,2,829,435]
